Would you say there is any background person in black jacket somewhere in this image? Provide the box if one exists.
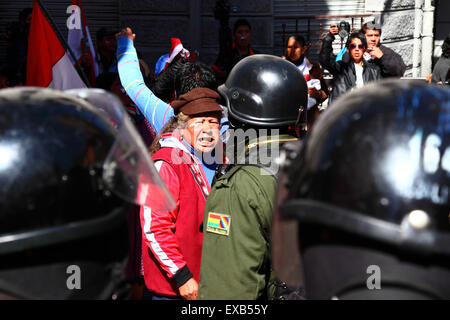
[212,18,259,85]
[431,34,450,85]
[319,29,381,104]
[361,21,406,78]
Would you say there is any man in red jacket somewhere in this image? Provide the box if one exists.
[140,88,223,300]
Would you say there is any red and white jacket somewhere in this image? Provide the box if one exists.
[140,134,211,297]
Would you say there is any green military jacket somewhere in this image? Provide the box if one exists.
[198,134,298,300]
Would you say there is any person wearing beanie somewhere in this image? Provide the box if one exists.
[140,88,225,300]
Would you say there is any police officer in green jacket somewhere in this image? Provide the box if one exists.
[198,54,308,300]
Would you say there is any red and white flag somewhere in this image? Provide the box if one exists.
[67,0,98,86]
[161,38,190,73]
[26,0,86,90]
[167,38,190,64]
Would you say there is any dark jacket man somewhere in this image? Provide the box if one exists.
[212,19,258,84]
[431,35,450,84]
[367,44,406,78]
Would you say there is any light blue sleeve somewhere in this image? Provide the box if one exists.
[116,37,174,134]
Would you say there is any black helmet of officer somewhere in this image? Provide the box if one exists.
[0,87,174,299]
[274,80,450,299]
[218,54,308,129]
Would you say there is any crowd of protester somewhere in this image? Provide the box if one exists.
[1,6,450,301]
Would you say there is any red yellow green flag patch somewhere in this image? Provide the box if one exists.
[206,212,231,236]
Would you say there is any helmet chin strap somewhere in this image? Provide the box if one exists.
[227,113,245,129]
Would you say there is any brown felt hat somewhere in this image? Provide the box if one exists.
[171,88,222,116]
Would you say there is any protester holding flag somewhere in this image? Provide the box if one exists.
[26,0,86,90]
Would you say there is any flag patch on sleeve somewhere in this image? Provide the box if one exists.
[206,212,231,236]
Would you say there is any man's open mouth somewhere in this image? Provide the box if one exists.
[199,136,215,146]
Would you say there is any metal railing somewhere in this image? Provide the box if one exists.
[275,14,375,49]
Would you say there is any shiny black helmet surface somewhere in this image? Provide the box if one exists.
[0,88,121,244]
[285,80,450,244]
[0,87,174,299]
[218,54,308,128]
[273,80,450,299]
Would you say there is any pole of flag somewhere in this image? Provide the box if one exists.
[77,0,98,83]
[35,0,91,87]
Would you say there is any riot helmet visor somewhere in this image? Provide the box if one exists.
[65,89,175,212]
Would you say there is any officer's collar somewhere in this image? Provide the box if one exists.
[246,134,298,152]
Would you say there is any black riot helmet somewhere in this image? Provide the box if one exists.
[0,87,174,299]
[272,80,450,299]
[218,54,308,128]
